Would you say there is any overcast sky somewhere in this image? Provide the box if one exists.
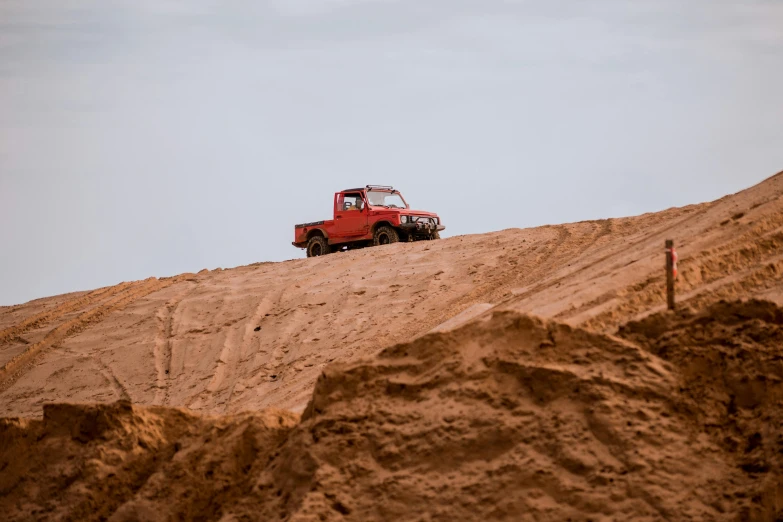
[1,0,781,305]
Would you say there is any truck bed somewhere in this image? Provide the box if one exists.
[294,220,326,229]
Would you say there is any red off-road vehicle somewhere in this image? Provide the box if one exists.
[293,185,445,257]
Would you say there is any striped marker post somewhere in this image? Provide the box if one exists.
[665,239,677,310]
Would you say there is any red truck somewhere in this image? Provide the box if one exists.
[293,185,445,257]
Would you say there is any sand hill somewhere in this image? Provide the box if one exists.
[1,171,782,520]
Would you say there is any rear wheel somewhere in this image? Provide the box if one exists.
[306,235,330,257]
[373,226,399,246]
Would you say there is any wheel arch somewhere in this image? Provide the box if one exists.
[371,221,395,235]
[306,228,329,241]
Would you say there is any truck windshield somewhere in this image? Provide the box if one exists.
[367,190,406,209]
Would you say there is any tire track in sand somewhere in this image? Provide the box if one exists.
[95,356,131,401]
[424,224,575,333]
[0,276,191,393]
[221,288,286,413]
[0,282,135,345]
[202,260,342,414]
[152,284,198,405]
[581,217,783,331]
[497,207,709,313]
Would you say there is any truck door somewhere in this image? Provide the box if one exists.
[335,192,369,236]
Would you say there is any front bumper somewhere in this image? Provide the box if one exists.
[400,223,445,233]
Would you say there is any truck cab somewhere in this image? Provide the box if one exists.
[293,185,445,257]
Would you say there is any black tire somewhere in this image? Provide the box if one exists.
[306,235,330,257]
[373,226,399,246]
[432,231,441,240]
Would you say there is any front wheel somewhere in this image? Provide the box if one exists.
[306,236,330,257]
[373,226,399,246]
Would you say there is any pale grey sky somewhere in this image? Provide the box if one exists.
[1,0,781,305]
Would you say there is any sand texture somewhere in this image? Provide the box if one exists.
[2,301,782,520]
[1,171,782,520]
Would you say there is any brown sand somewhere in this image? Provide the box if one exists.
[1,171,782,520]
[2,300,781,520]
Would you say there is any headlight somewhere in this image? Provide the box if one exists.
[400,215,408,223]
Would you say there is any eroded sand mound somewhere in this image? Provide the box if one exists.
[0,402,298,521]
[619,299,783,516]
[3,301,781,521]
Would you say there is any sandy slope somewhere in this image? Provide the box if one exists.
[1,172,782,419]
[1,171,783,521]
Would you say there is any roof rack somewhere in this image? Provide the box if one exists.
[366,185,394,190]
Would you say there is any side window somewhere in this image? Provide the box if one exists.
[341,193,364,211]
